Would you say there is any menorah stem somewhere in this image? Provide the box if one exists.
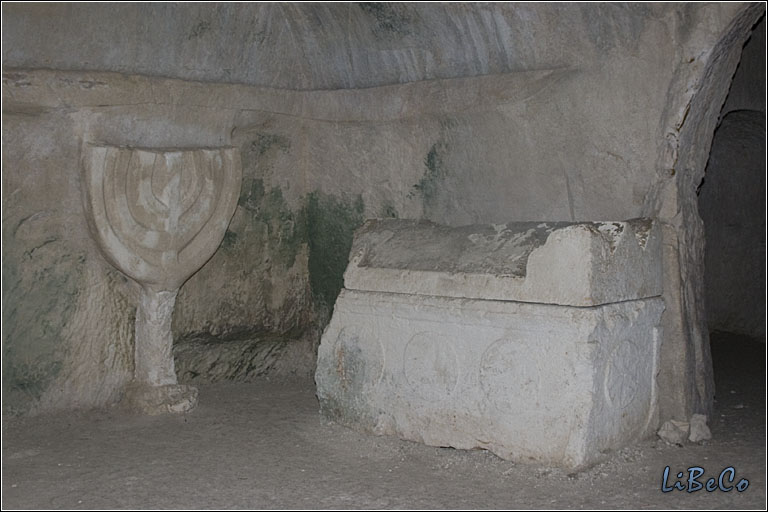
[135,287,179,386]
[123,286,198,415]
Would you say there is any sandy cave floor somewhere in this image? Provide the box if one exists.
[2,332,765,510]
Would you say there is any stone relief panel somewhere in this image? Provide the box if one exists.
[82,144,241,414]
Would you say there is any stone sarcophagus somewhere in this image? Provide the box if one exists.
[315,219,665,469]
[82,144,241,414]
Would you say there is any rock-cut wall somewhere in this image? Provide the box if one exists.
[1,3,762,418]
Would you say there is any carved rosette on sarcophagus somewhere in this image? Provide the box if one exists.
[82,144,241,414]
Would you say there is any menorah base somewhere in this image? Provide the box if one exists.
[122,383,199,415]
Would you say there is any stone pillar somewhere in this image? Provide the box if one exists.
[134,287,179,387]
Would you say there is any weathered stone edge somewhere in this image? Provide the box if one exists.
[2,66,577,122]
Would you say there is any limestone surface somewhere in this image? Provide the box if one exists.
[317,217,666,468]
[688,414,712,443]
[121,382,199,416]
[657,419,689,445]
[82,144,241,413]
[344,218,661,306]
[82,145,242,292]
[174,332,317,384]
[2,3,761,421]
[316,289,664,469]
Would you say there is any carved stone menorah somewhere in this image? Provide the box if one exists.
[82,144,241,414]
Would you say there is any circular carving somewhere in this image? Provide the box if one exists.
[603,339,640,410]
[333,328,385,393]
[480,337,540,414]
[403,332,459,402]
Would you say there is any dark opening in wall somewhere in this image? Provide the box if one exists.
[699,15,766,341]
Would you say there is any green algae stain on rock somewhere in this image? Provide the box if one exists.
[251,133,291,157]
[174,126,310,339]
[411,141,449,207]
[304,192,365,316]
[241,132,291,173]
[379,199,399,219]
[233,186,365,326]
[188,19,212,40]
[262,186,307,267]
[358,2,412,36]
[176,177,309,337]
[233,131,367,326]
[233,179,305,268]
[235,131,302,268]
[220,229,239,250]
[2,218,86,414]
[238,177,265,214]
